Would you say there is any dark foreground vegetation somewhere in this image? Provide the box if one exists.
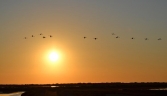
[1,82,167,96]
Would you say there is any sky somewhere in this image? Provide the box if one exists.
[0,0,167,84]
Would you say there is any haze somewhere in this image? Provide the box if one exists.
[0,0,167,84]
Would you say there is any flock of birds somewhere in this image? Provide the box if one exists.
[24,33,162,41]
[24,33,52,39]
[84,33,162,40]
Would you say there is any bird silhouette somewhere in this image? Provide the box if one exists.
[116,36,120,38]
[24,37,27,39]
[145,38,148,40]
[40,33,42,35]
[43,36,46,38]
[131,37,135,39]
[112,33,115,35]
[32,35,34,37]
[84,37,86,39]
[158,38,162,40]
[49,35,52,37]
[94,38,97,40]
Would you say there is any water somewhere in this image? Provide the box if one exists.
[0,92,24,96]
[149,88,167,90]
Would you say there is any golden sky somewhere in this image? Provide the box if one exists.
[0,0,167,84]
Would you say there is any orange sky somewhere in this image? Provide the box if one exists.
[0,0,167,84]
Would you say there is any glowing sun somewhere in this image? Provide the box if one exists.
[49,52,59,62]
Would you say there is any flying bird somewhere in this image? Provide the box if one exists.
[24,37,27,39]
[84,37,86,39]
[43,36,46,38]
[131,37,135,39]
[40,33,42,35]
[32,35,34,37]
[94,38,97,40]
[116,36,120,38]
[49,35,52,37]
[112,33,115,35]
[145,38,148,40]
[158,38,162,40]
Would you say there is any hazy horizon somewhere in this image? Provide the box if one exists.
[0,0,167,84]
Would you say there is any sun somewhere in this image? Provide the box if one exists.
[49,52,59,62]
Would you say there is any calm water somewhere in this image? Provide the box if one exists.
[0,92,24,96]
[149,88,167,90]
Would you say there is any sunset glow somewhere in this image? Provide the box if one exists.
[49,51,59,62]
[1,0,167,84]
